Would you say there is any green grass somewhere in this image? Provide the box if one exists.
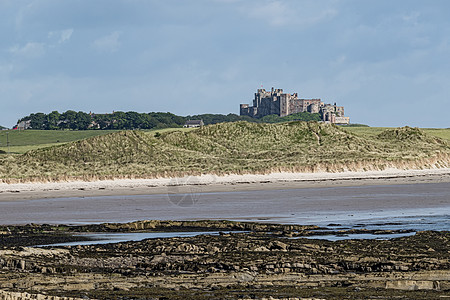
[344,127,450,142]
[0,143,64,154]
[0,130,119,154]
[422,128,450,142]
[1,122,449,182]
[0,128,192,154]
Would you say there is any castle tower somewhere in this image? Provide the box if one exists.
[279,94,289,117]
[240,104,249,116]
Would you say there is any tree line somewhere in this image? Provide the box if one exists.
[260,112,321,123]
[17,110,322,130]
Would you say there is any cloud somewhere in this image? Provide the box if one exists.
[8,28,73,59]
[330,55,347,67]
[9,42,45,58]
[240,0,337,27]
[59,28,74,43]
[401,11,420,25]
[47,28,74,44]
[246,1,292,26]
[213,0,242,3]
[92,31,122,53]
[13,1,34,31]
[0,63,14,79]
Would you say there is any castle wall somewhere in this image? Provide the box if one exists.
[240,88,349,124]
[335,106,344,117]
[258,97,280,117]
[334,116,350,124]
[240,104,249,116]
[288,99,303,115]
[309,103,320,113]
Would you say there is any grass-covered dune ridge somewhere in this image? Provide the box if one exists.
[1,121,450,183]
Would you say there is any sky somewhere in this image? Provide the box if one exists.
[1,0,450,128]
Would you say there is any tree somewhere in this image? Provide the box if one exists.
[45,111,61,130]
[15,109,323,131]
[29,113,46,129]
[74,111,91,130]
[125,111,142,129]
[60,110,77,130]
[93,114,111,129]
[111,111,127,129]
[260,112,321,123]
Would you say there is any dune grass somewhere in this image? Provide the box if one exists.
[343,127,391,138]
[0,121,449,182]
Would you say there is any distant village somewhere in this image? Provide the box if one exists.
[240,88,350,124]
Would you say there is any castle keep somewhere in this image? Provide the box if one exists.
[240,88,350,124]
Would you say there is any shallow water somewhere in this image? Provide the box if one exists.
[303,231,417,241]
[37,231,230,247]
[323,214,450,231]
[37,229,418,247]
[1,182,449,231]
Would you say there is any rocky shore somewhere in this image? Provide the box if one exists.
[0,220,449,299]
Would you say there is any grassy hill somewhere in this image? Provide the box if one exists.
[345,127,450,142]
[0,130,119,154]
[0,128,192,154]
[1,121,449,182]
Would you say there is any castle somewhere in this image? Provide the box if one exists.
[240,88,350,124]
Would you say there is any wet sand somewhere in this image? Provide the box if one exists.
[0,168,449,225]
[0,180,448,226]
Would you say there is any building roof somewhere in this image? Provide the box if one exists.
[185,120,204,125]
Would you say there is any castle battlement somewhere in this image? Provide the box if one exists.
[240,87,349,125]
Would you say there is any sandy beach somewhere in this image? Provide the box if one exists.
[1,167,450,202]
